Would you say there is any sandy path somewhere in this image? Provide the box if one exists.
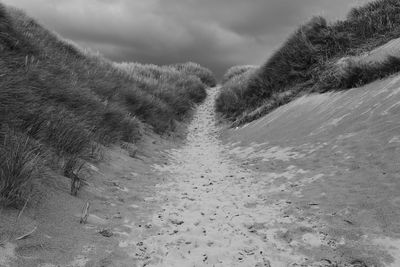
[134,88,302,267]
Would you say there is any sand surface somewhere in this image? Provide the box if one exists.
[131,88,301,266]
[223,73,400,266]
[0,129,173,267]
[117,84,400,266]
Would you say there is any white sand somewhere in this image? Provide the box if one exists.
[122,88,308,266]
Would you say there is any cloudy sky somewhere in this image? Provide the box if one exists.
[3,0,371,77]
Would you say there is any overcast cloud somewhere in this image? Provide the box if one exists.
[3,0,371,77]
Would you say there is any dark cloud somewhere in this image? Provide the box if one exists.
[3,0,372,77]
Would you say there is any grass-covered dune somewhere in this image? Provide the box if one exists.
[221,65,258,84]
[215,65,257,117]
[0,4,215,206]
[171,62,217,88]
[114,63,208,118]
[216,0,400,125]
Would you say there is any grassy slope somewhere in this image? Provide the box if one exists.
[215,66,257,117]
[221,65,258,84]
[114,63,207,119]
[216,0,400,125]
[0,4,215,206]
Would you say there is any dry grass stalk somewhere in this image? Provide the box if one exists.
[15,225,37,241]
[80,201,90,224]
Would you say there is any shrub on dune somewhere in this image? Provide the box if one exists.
[221,65,258,84]
[96,104,142,144]
[174,75,207,103]
[215,68,256,118]
[115,63,207,119]
[171,62,217,87]
[119,87,174,133]
[316,56,400,92]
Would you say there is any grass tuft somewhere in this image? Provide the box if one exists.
[0,128,42,207]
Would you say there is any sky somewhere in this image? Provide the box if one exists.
[3,0,372,77]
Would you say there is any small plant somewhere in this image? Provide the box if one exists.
[0,128,42,207]
[63,156,85,197]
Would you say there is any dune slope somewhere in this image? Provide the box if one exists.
[222,71,400,266]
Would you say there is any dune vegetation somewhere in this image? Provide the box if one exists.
[215,66,257,118]
[171,62,217,88]
[216,0,400,125]
[0,4,215,206]
[114,63,208,119]
[221,65,258,84]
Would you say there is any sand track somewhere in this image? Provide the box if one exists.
[130,84,400,267]
[133,88,309,266]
